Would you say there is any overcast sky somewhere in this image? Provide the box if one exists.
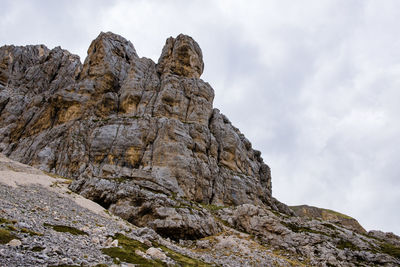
[1,0,399,235]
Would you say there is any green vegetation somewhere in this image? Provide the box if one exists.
[322,223,337,230]
[5,224,17,231]
[101,233,211,266]
[0,228,17,244]
[214,216,231,228]
[336,239,359,251]
[158,244,212,266]
[200,203,228,212]
[31,246,45,252]
[0,217,17,231]
[43,223,88,236]
[0,217,14,224]
[270,209,287,218]
[21,227,43,236]
[379,243,400,259]
[321,208,353,220]
[102,247,165,266]
[281,222,327,236]
[1,217,43,238]
[101,233,164,266]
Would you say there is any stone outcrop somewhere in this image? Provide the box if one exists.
[291,205,367,234]
[2,153,400,266]
[0,32,275,239]
[217,204,400,266]
[1,32,400,266]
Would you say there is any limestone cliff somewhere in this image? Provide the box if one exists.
[1,32,400,266]
[0,32,281,240]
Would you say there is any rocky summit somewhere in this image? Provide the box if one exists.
[0,32,399,266]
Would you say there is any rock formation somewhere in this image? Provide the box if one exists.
[291,205,367,234]
[1,32,399,266]
[0,32,280,240]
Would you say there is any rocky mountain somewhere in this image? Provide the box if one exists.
[0,32,399,266]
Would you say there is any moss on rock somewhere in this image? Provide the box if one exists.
[43,223,88,236]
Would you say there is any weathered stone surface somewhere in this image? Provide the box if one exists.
[290,204,367,234]
[146,247,167,260]
[217,204,400,266]
[157,34,204,78]
[0,32,274,239]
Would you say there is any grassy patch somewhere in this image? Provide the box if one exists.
[270,209,285,218]
[102,247,164,266]
[31,246,45,252]
[322,223,337,230]
[214,216,231,228]
[0,217,15,224]
[158,244,212,266]
[0,228,18,244]
[379,243,400,259]
[43,223,88,236]
[21,228,43,236]
[101,233,164,266]
[4,224,17,231]
[336,239,359,251]
[282,222,327,236]
[102,233,211,266]
[321,208,353,220]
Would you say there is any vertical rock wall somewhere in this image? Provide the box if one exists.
[0,32,275,238]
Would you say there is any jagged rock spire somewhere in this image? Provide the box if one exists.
[157,34,204,78]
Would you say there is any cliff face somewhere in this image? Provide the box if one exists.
[0,32,280,239]
[1,33,400,266]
